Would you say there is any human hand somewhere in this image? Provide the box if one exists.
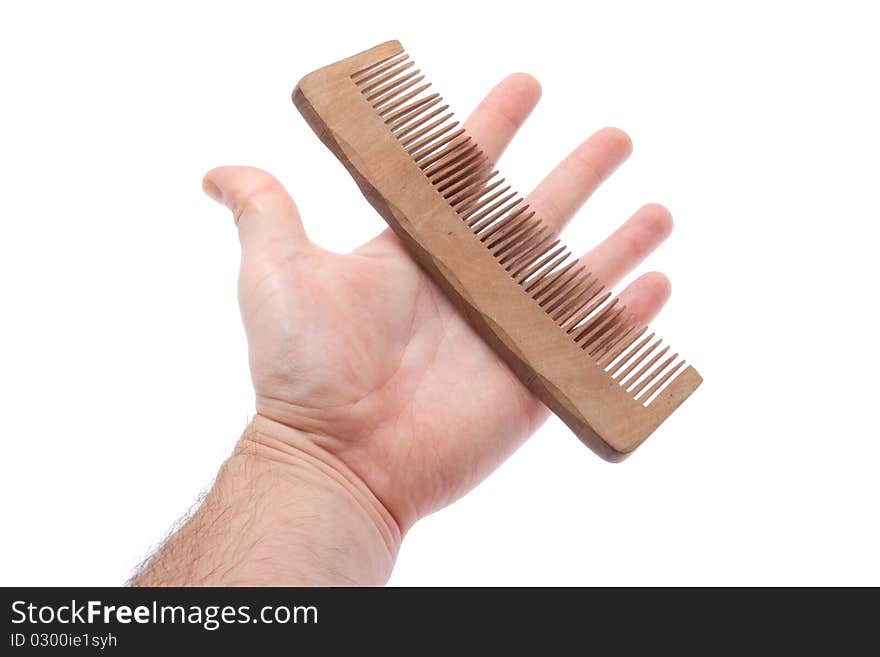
[135,74,673,586]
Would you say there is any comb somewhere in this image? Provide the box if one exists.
[292,40,702,462]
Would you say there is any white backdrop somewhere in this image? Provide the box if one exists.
[1,1,877,585]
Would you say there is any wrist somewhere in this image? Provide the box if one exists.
[233,414,403,584]
[133,415,401,586]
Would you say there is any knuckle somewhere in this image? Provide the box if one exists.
[233,179,281,225]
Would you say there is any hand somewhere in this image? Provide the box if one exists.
[135,74,673,586]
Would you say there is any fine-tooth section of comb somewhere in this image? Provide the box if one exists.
[293,41,702,461]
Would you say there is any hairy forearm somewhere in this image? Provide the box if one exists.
[132,416,401,586]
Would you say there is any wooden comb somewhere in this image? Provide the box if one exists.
[293,40,702,462]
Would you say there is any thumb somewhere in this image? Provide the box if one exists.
[202,166,310,257]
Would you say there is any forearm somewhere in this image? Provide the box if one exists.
[132,416,401,586]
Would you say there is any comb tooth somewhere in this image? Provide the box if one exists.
[525,256,576,293]
[631,353,678,398]
[455,178,507,212]
[622,345,667,390]
[470,198,523,232]
[526,260,578,299]
[390,106,446,139]
[565,289,610,332]
[580,309,626,350]
[639,360,686,405]
[430,150,482,184]
[421,144,476,181]
[477,207,532,242]
[447,173,500,206]
[411,128,465,162]
[510,243,565,285]
[402,118,457,151]
[563,290,610,332]
[431,151,491,192]
[551,276,599,321]
[361,62,417,96]
[362,64,417,98]
[618,341,667,386]
[483,210,532,247]
[444,182,505,216]
[505,233,559,272]
[454,181,510,209]
[546,272,592,316]
[490,218,539,255]
[596,322,648,366]
[573,298,620,340]
[498,226,547,269]
[571,296,618,338]
[384,92,441,124]
[459,187,512,222]
[597,323,644,365]
[540,269,589,312]
[503,232,555,270]
[404,117,457,151]
[411,128,467,161]
[461,186,514,218]
[536,265,585,305]
[493,228,539,262]
[524,254,569,290]
[425,144,480,180]
[352,53,410,84]
[377,83,432,117]
[538,266,589,315]
[367,71,431,107]
[437,162,489,198]
[388,96,443,132]
[608,332,655,377]
[578,305,626,349]
[464,191,519,224]
[442,172,491,205]
[372,75,427,108]
[589,314,635,358]
[433,152,484,186]
[419,136,472,171]
[397,107,452,141]
[514,245,565,282]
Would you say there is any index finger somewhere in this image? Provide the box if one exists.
[463,73,541,165]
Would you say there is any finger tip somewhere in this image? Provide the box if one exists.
[647,269,671,285]
[203,165,233,183]
[202,174,224,204]
[622,271,671,323]
[202,166,283,206]
[495,73,542,121]
[598,127,633,158]
[641,202,674,237]
[505,72,542,101]
[644,271,672,302]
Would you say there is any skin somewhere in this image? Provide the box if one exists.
[133,73,674,586]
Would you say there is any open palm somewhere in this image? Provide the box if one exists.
[204,74,673,532]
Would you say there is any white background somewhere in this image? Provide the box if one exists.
[2,1,878,585]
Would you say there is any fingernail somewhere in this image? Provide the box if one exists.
[202,177,224,204]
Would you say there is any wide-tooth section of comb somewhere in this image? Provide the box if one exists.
[294,41,702,460]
